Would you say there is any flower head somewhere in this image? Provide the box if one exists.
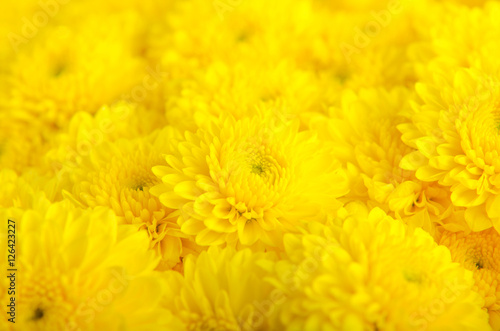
[4,14,145,129]
[264,206,490,330]
[400,68,500,231]
[162,246,276,331]
[65,129,198,270]
[0,201,179,330]
[313,88,455,238]
[0,112,51,173]
[411,1,500,78]
[152,113,349,248]
[0,168,62,209]
[44,101,167,176]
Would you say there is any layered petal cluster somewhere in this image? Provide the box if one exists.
[163,61,326,133]
[0,168,62,209]
[410,1,500,80]
[64,129,199,270]
[44,101,167,176]
[162,246,277,330]
[0,201,180,331]
[152,113,349,248]
[400,69,500,231]
[263,205,490,330]
[313,88,455,238]
[3,13,145,129]
[0,111,51,173]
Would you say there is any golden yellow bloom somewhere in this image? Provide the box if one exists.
[44,101,167,176]
[440,228,500,328]
[400,68,500,231]
[162,246,277,331]
[152,113,349,248]
[312,88,454,238]
[0,168,62,209]
[164,61,325,133]
[264,206,490,330]
[0,182,53,331]
[0,201,179,331]
[4,14,145,129]
[411,1,500,79]
[65,129,199,270]
[0,112,52,173]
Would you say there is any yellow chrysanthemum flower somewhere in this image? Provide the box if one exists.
[0,168,63,209]
[3,13,145,129]
[411,1,500,79]
[151,113,349,248]
[162,246,277,331]
[440,228,500,329]
[313,0,426,91]
[0,179,53,331]
[164,60,325,133]
[263,205,490,330]
[155,0,335,68]
[44,101,167,176]
[64,129,199,270]
[399,68,500,231]
[312,88,455,237]
[0,201,180,331]
[0,112,51,173]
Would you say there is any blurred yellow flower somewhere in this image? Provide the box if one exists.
[0,112,51,173]
[44,101,167,176]
[264,205,490,330]
[3,14,145,129]
[0,168,62,209]
[162,246,277,331]
[0,201,179,331]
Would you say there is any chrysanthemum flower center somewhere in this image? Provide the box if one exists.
[32,307,44,321]
[19,273,76,329]
[440,228,500,309]
[403,269,424,284]
[224,138,288,209]
[52,62,66,78]
[247,151,279,181]
[127,170,159,191]
[464,246,489,270]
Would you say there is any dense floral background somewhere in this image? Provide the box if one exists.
[1,0,500,330]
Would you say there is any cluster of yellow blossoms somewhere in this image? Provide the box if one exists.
[1,0,500,330]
